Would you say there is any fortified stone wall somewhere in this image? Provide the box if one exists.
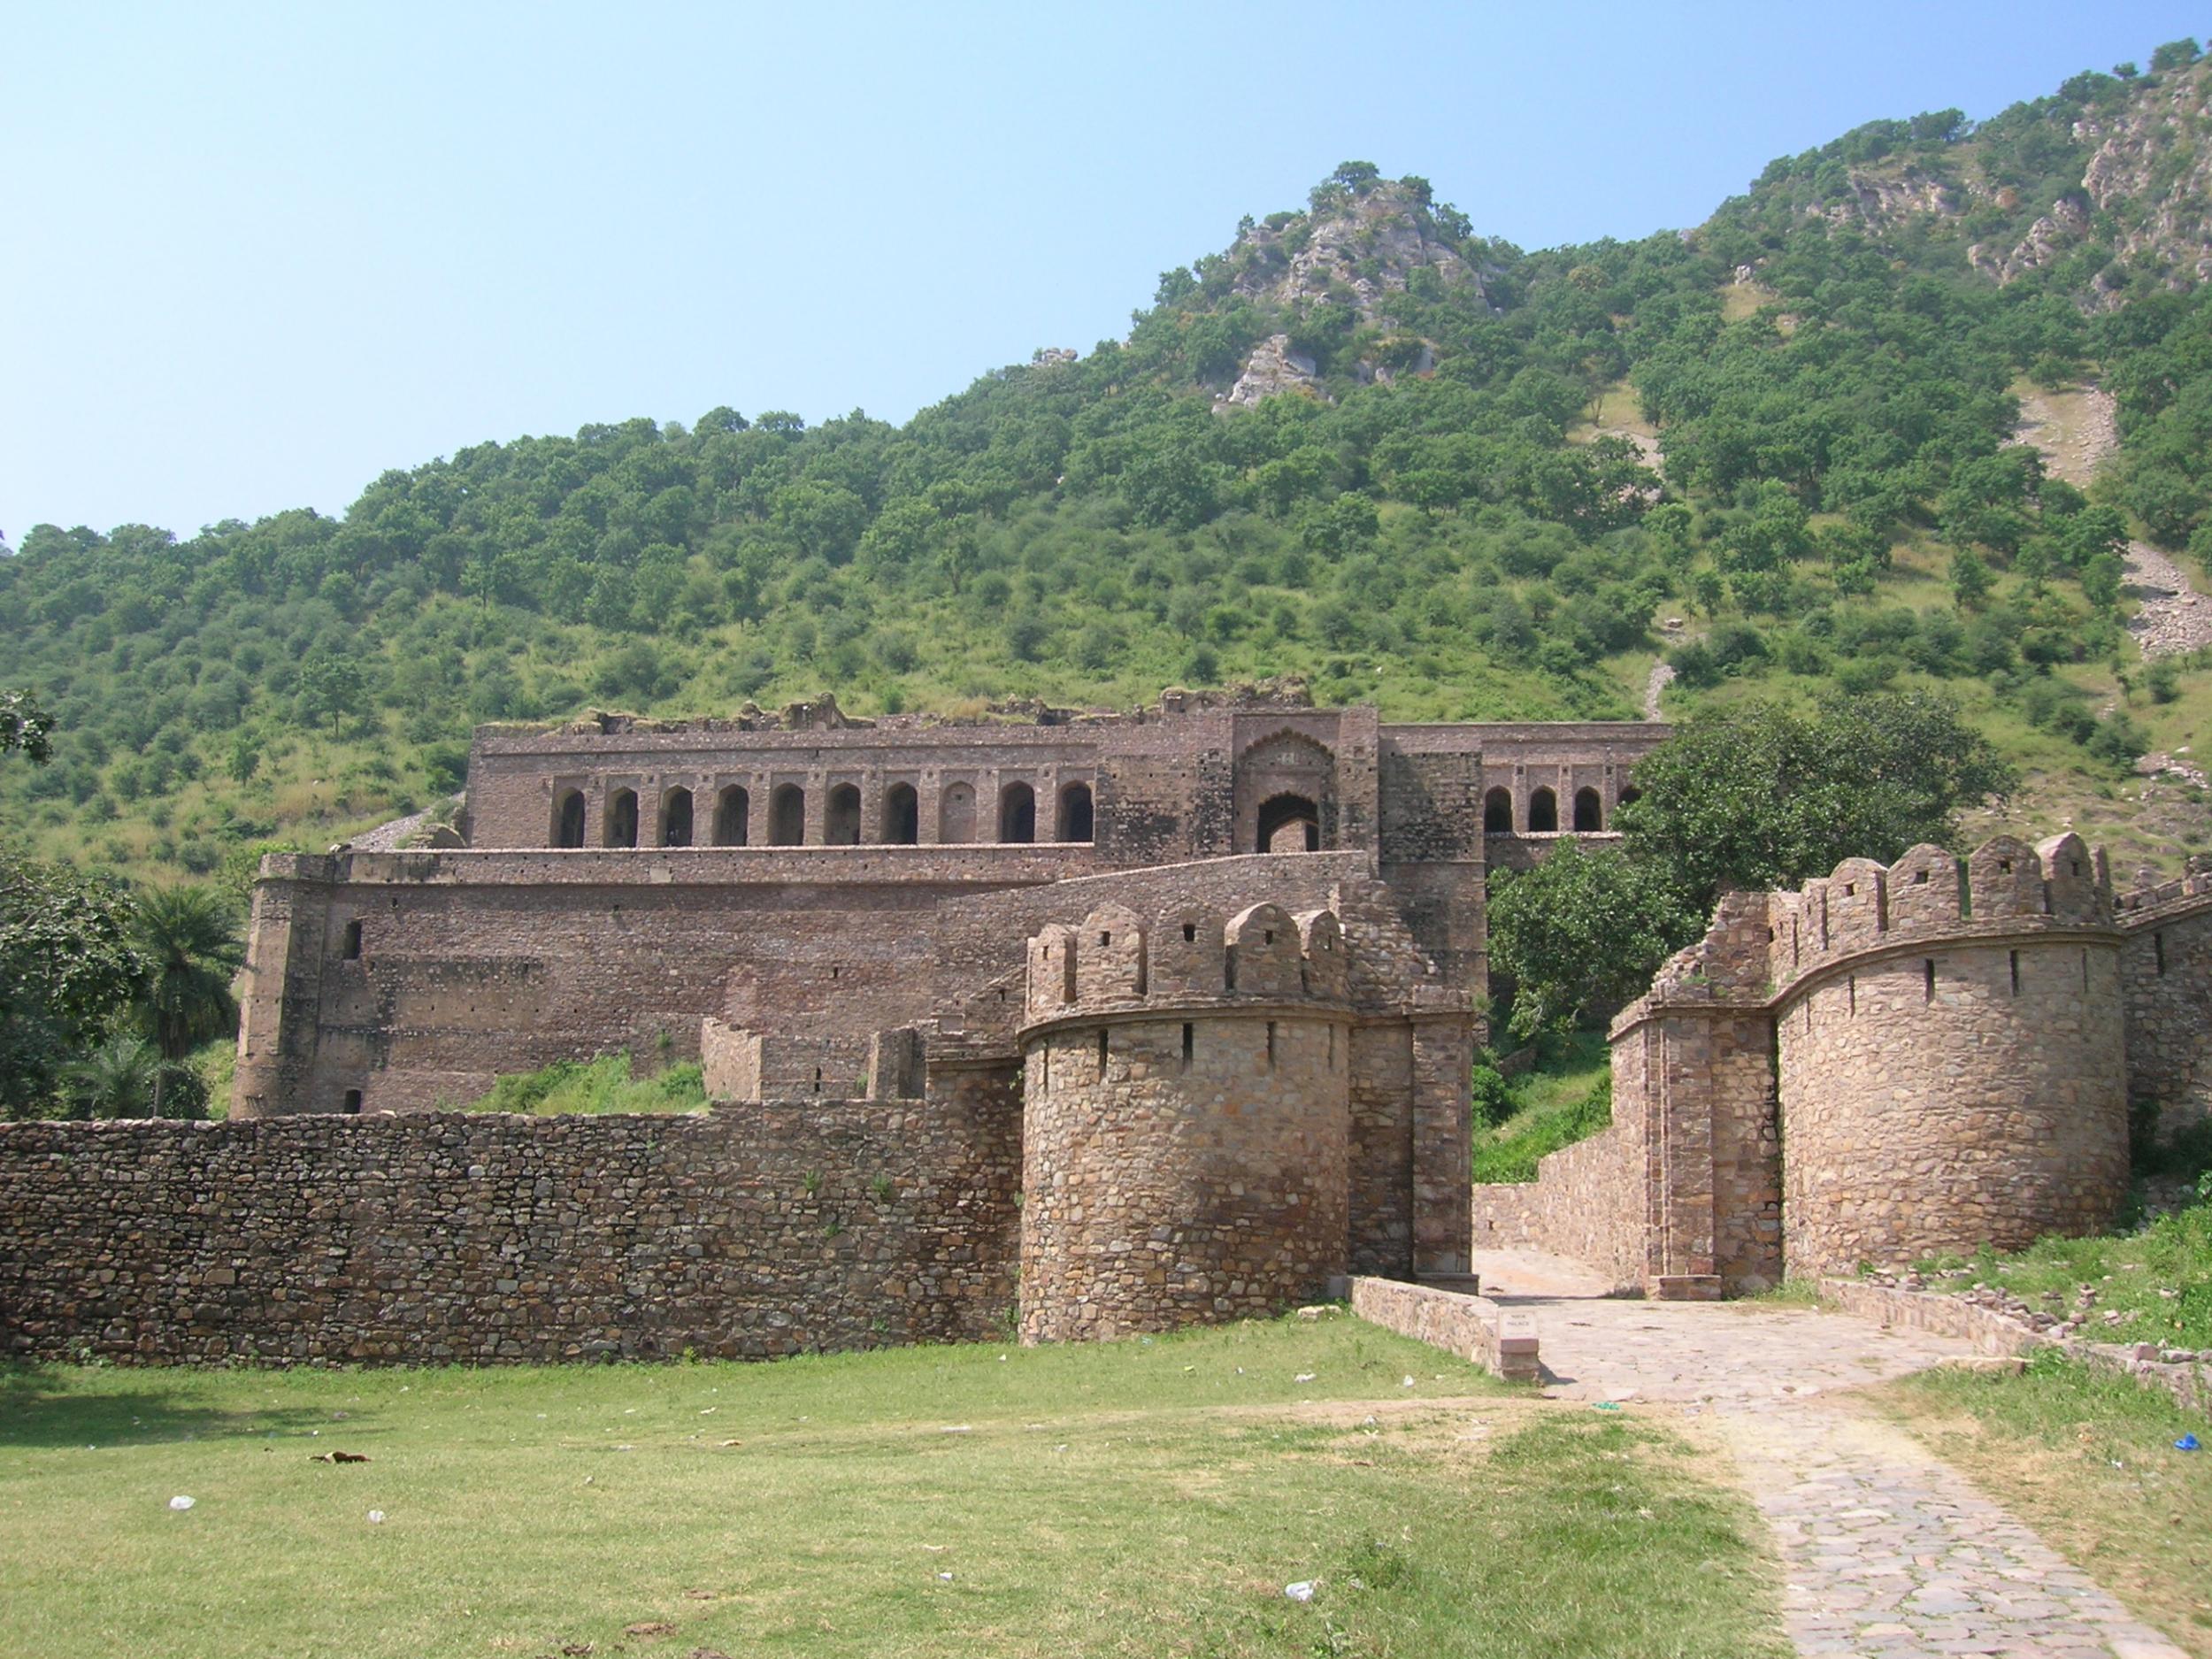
[0,1078,1020,1366]
[234,847,1087,1117]
[1017,902,1354,1342]
[1472,833,2208,1297]
[2117,859,2212,1139]
[1772,834,2128,1276]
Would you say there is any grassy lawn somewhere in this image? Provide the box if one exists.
[0,1317,1786,1659]
[1471,1031,1612,1184]
[1877,1352,2212,1658]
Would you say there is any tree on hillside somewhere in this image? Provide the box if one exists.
[1617,694,2016,910]
[0,853,143,1120]
[3,687,52,763]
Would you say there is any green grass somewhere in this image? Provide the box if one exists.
[450,1051,708,1115]
[1471,1030,1614,1184]
[1878,1350,2212,1656]
[0,1317,1788,1659]
[1911,1182,2212,1350]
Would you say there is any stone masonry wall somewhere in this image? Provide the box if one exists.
[0,1080,1019,1365]
[2118,868,2212,1139]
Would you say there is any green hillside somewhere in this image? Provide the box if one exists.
[7,45,2212,883]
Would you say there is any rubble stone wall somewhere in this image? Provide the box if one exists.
[0,1082,1019,1366]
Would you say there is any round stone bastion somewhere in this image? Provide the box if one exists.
[1016,899,1353,1342]
[1773,834,2131,1276]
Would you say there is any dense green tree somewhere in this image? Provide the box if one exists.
[1617,695,2017,910]
[1487,842,1695,1039]
[131,886,243,1088]
[0,853,143,1119]
[3,687,52,763]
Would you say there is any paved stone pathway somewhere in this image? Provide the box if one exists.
[1474,1250,2192,1659]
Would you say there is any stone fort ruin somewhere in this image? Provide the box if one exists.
[2,688,2208,1367]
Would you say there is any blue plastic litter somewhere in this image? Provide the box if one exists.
[2177,1433,2200,1452]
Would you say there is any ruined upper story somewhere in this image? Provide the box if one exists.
[458,687,1667,867]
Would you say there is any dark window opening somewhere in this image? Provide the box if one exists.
[661,787,694,848]
[342,919,362,960]
[2009,949,2021,995]
[1256,792,1321,854]
[1617,785,1641,810]
[812,1066,822,1094]
[1181,1022,1194,1071]
[826,783,862,846]
[714,786,749,847]
[1572,787,1603,831]
[770,784,806,846]
[1265,1020,1277,1070]
[1924,959,1937,1002]
[605,788,640,849]
[1096,1029,1109,1079]
[342,1089,362,1115]
[1912,870,1929,886]
[881,782,918,845]
[1483,787,1514,833]
[1058,781,1094,843]
[1182,923,1197,942]
[1527,787,1558,833]
[1847,975,1856,1016]
[553,788,587,849]
[998,781,1036,843]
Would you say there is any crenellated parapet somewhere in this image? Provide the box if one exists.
[1020,901,1355,1029]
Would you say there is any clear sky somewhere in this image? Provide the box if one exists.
[4,2,2205,541]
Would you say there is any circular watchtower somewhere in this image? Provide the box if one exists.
[1018,900,1353,1342]
[1773,833,2130,1274]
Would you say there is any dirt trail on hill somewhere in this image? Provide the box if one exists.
[2015,386,2212,657]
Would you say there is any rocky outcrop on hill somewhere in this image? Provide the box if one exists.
[1210,177,1494,408]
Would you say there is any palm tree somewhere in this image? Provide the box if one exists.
[132,886,243,1115]
[59,1033,162,1118]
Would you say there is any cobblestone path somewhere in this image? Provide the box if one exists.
[1474,1250,2191,1659]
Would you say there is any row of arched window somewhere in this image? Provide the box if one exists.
[1481,784,1635,834]
[553,779,1095,849]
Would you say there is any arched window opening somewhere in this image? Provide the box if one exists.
[1617,785,1641,810]
[661,787,694,848]
[1256,792,1321,853]
[605,788,640,849]
[881,782,919,845]
[1527,787,1558,833]
[769,784,806,846]
[1572,787,1603,832]
[1482,787,1514,834]
[713,785,749,846]
[826,783,862,846]
[553,788,588,849]
[999,781,1036,843]
[940,781,976,844]
[1058,780,1094,843]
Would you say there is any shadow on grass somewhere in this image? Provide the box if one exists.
[0,1365,339,1449]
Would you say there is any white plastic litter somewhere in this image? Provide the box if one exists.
[366,1509,386,1524]
[936,1571,954,1581]
[1294,1372,1316,1384]
[1402,1375,1416,1387]
[1285,1581,1316,1602]
[168,1495,195,1511]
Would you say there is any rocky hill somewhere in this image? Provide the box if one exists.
[1729,50,2212,307]
[4,39,2212,887]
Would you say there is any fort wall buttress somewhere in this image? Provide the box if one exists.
[1773,835,2130,1275]
[1017,904,1355,1341]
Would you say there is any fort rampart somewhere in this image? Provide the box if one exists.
[0,1082,1020,1365]
[1474,835,2212,1294]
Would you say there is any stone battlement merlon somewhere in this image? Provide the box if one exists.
[1022,901,1351,1023]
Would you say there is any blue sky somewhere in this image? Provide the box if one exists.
[4,2,2204,539]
